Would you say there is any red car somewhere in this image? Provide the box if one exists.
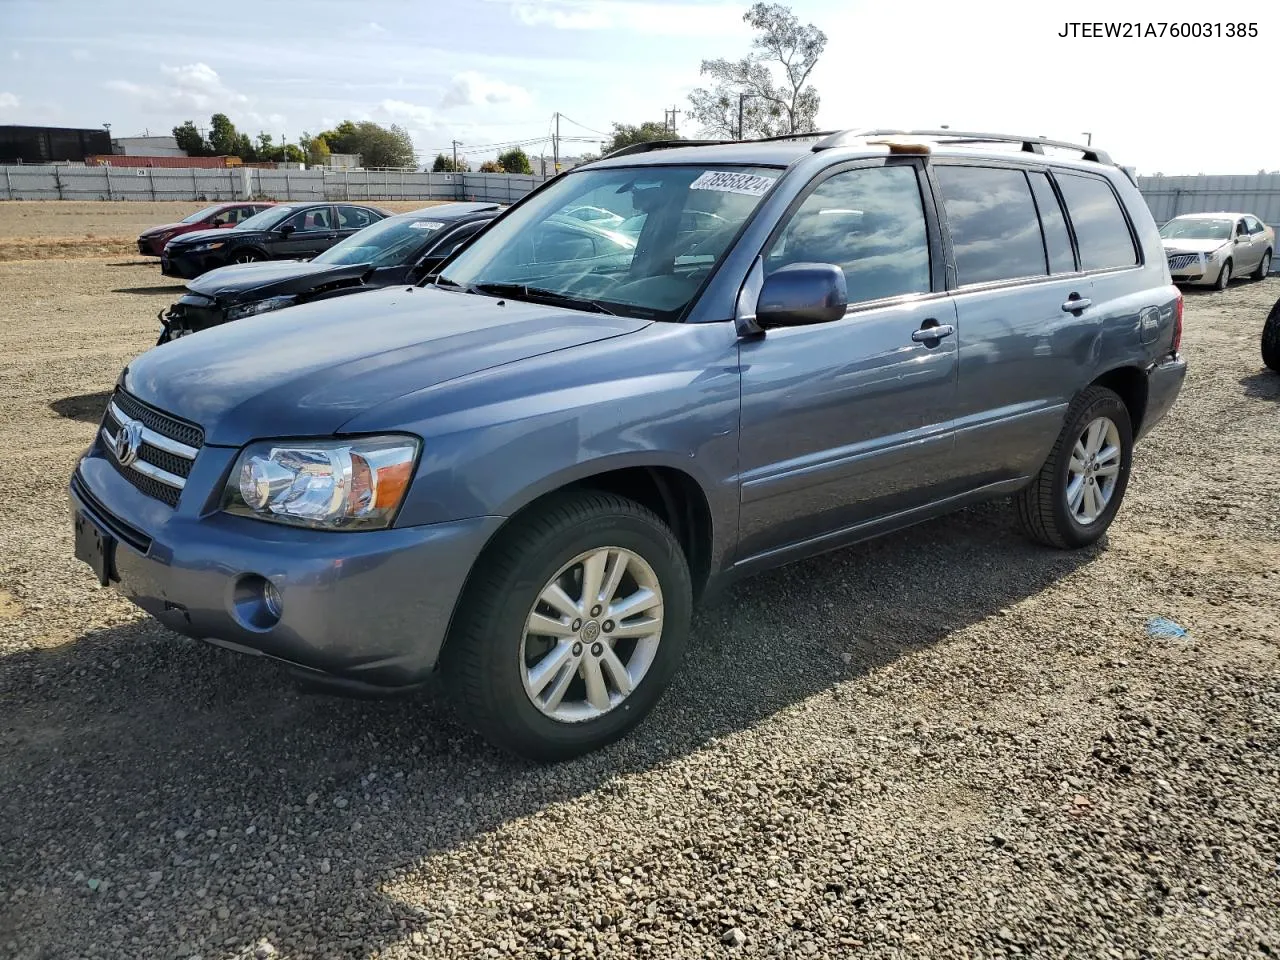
[136,202,275,257]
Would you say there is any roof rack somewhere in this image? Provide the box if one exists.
[811,129,1113,165]
[601,130,841,161]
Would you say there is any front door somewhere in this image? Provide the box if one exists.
[737,159,958,564]
[273,206,338,259]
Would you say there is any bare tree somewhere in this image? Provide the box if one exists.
[688,3,827,140]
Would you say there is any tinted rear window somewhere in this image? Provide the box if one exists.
[1056,174,1137,271]
[934,165,1046,285]
[1027,172,1075,274]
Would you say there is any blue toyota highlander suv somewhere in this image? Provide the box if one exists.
[71,129,1187,759]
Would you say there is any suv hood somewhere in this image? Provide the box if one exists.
[1161,238,1230,255]
[124,286,651,446]
[187,260,367,303]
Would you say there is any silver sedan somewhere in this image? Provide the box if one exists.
[1160,212,1275,290]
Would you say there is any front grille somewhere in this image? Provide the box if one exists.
[100,389,204,509]
[111,389,204,449]
[71,471,152,554]
[1167,254,1199,271]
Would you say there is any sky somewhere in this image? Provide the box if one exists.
[0,0,1277,175]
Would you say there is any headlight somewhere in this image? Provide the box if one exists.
[223,435,420,530]
[226,296,295,321]
[190,241,226,252]
[1204,247,1222,261]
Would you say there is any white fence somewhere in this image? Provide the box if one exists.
[0,164,548,204]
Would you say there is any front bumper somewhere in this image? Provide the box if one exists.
[1167,254,1224,286]
[138,237,161,257]
[69,444,503,690]
[1138,353,1187,441]
[161,251,220,279]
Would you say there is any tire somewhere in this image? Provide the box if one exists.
[1253,250,1272,281]
[1263,298,1280,372]
[1015,386,1134,549]
[442,491,692,761]
[1214,259,1232,291]
[232,249,265,265]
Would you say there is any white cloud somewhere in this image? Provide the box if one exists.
[356,21,386,36]
[106,62,253,115]
[440,71,532,110]
[70,49,91,61]
[379,98,435,127]
[10,50,21,61]
[510,0,748,35]
[0,91,19,110]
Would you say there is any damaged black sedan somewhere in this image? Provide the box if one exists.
[157,203,498,344]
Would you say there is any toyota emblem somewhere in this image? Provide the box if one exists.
[113,418,144,467]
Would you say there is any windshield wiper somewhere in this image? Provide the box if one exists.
[468,282,618,316]
[433,275,465,290]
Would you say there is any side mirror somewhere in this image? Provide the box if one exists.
[278,224,295,238]
[755,263,848,328]
[1235,236,1247,244]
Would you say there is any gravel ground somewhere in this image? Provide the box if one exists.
[0,249,1278,960]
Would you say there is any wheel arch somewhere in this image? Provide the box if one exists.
[1089,364,1149,435]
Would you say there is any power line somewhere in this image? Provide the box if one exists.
[557,113,610,137]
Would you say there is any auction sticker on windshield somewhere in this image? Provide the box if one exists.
[689,171,778,197]
[409,221,446,230]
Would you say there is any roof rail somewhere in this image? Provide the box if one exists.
[812,128,1113,165]
[600,130,841,161]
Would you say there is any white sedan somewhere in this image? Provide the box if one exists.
[1160,212,1274,290]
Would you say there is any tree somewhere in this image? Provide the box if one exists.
[208,113,242,156]
[601,121,677,155]
[688,3,826,139]
[496,147,533,175]
[478,160,503,173]
[299,132,330,167]
[432,152,465,172]
[172,120,212,157]
[315,120,416,168]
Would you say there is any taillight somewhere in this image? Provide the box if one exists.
[1172,291,1183,354]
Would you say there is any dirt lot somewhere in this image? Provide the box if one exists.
[0,221,1278,959]
[0,200,445,262]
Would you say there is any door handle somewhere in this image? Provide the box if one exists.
[1061,296,1091,313]
[912,323,954,343]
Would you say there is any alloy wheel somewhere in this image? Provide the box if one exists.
[520,547,664,723]
[1066,416,1121,525]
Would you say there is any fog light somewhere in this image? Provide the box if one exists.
[263,580,283,619]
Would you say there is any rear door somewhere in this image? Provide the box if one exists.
[336,205,380,240]
[1236,217,1260,272]
[932,162,1094,487]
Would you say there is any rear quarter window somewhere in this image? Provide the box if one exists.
[1055,173,1138,272]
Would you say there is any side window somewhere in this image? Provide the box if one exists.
[1027,172,1075,273]
[766,164,931,305]
[1055,174,1138,271]
[1246,216,1263,234]
[209,208,235,226]
[284,208,331,232]
[338,205,376,230]
[934,165,1046,285]
[430,222,485,260]
[1236,219,1249,239]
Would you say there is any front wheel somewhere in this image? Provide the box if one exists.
[1263,298,1280,372]
[1015,386,1134,549]
[442,492,692,761]
[232,249,264,265]
[1253,250,1272,281]
[1215,259,1232,291]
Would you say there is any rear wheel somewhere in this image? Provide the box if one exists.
[232,249,264,265]
[1215,259,1232,290]
[1263,298,1280,372]
[1253,250,1272,281]
[442,491,692,761]
[1015,386,1134,549]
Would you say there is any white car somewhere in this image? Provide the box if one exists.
[1160,212,1274,290]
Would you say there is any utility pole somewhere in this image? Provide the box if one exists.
[665,106,680,136]
[1082,131,1093,146]
[553,112,560,172]
[452,140,462,172]
[737,93,750,140]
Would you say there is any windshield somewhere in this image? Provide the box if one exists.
[313,216,446,267]
[237,205,297,231]
[180,204,224,224]
[439,165,782,320]
[1160,218,1232,241]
